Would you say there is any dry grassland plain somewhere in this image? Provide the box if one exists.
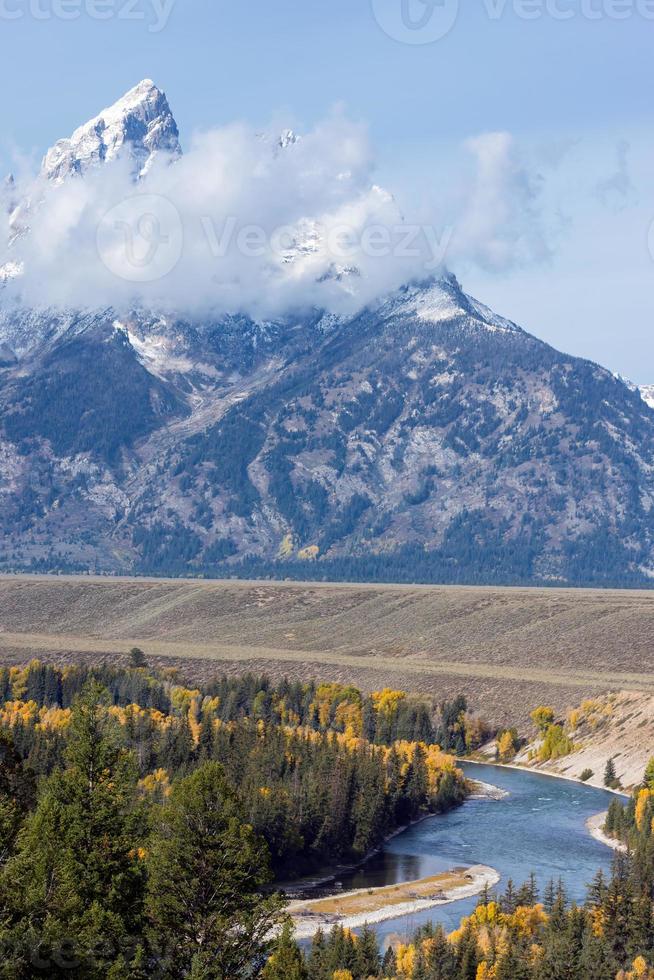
[0,575,653,724]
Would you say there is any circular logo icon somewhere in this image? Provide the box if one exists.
[371,0,459,44]
[96,194,183,283]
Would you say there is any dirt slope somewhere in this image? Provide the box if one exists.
[1,575,654,724]
[513,691,654,791]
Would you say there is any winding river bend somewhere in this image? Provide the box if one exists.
[307,763,619,943]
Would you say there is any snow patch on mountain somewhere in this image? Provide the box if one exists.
[465,296,521,334]
[0,305,105,358]
[112,318,210,380]
[640,385,654,410]
[0,261,22,283]
[380,277,521,336]
[412,284,467,325]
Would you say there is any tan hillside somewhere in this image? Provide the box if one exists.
[512,691,654,791]
[1,575,654,724]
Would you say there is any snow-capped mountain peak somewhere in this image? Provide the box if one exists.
[40,79,181,183]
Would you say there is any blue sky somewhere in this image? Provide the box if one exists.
[1,0,653,379]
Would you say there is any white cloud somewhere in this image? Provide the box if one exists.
[0,116,558,320]
[595,139,637,211]
[448,131,552,273]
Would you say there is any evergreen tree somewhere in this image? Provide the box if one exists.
[588,869,608,907]
[355,923,380,977]
[456,921,481,979]
[130,648,148,669]
[602,853,635,964]
[261,921,307,980]
[0,730,35,866]
[0,680,145,978]
[495,939,532,980]
[423,925,457,979]
[604,757,618,788]
[196,707,215,761]
[145,761,284,978]
[412,944,430,980]
[307,928,329,980]
[501,878,517,914]
[322,925,357,976]
[543,878,557,914]
[515,871,539,907]
[578,930,618,980]
[361,697,376,742]
[381,946,397,977]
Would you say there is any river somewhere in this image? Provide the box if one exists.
[304,762,620,944]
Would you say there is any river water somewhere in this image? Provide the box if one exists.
[315,763,619,943]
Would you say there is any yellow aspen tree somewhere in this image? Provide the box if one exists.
[496,730,516,762]
[395,942,416,978]
[636,788,651,832]
[530,706,555,733]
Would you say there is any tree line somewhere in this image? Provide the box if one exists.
[4,661,654,977]
[0,662,472,976]
[0,660,489,766]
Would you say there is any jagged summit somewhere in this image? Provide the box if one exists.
[40,79,181,182]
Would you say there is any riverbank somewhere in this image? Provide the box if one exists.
[586,812,627,853]
[462,758,630,798]
[289,865,500,939]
